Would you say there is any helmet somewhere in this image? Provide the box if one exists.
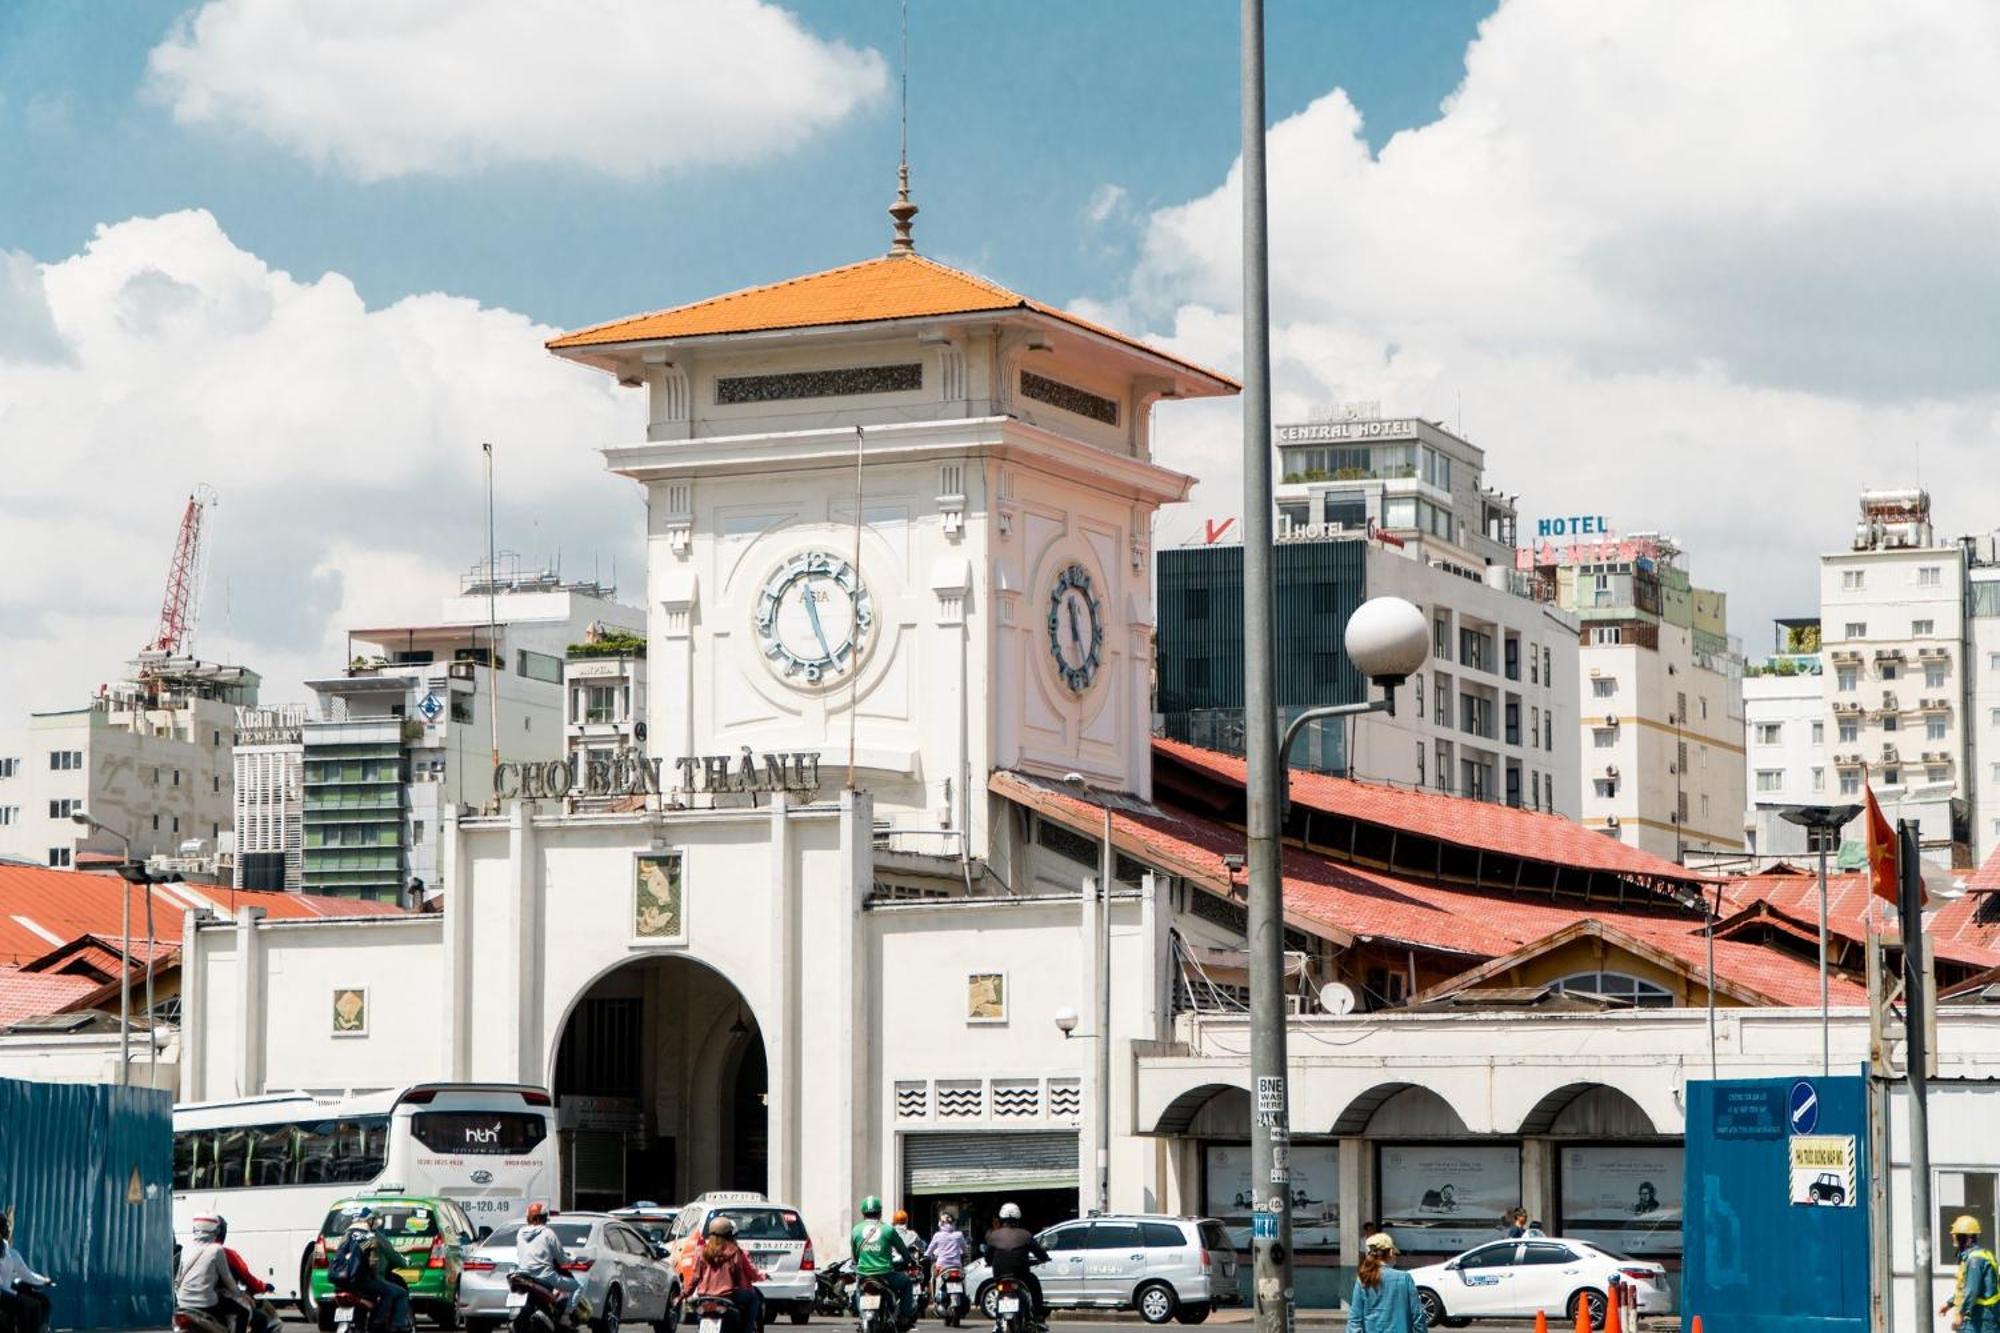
[191,1213,224,1243]
[215,1217,230,1242]
[526,1202,549,1224]
[998,1203,1021,1222]
[861,1196,883,1218]
[893,1211,909,1226]
[347,1206,376,1230]
[1953,1215,1983,1239]
[707,1216,737,1238]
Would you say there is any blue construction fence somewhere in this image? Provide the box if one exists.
[0,1075,173,1330]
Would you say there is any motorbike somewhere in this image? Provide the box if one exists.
[901,1259,929,1323]
[932,1265,969,1329]
[691,1294,743,1333]
[986,1277,1032,1333]
[172,1310,230,1333]
[506,1272,585,1333]
[328,1291,382,1333]
[1,1281,54,1333]
[852,1275,899,1333]
[814,1260,855,1317]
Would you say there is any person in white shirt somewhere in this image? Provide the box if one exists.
[174,1215,244,1325]
[0,1212,53,1333]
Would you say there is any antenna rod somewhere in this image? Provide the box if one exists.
[848,426,865,789]
[484,443,501,801]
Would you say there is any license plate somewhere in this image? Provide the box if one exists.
[997,1298,1020,1314]
[945,1284,963,1295]
[506,1293,528,1311]
[859,1294,882,1312]
[335,1310,355,1329]
[702,1320,724,1333]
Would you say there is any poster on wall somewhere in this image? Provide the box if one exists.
[1561,1146,1685,1255]
[1379,1145,1521,1254]
[1203,1143,1339,1250]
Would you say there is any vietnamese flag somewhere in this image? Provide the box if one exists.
[1864,783,1920,906]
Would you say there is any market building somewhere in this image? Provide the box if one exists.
[173,217,2000,1310]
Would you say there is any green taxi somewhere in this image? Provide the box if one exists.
[312,1194,482,1329]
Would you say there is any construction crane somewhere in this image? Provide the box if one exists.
[146,484,218,660]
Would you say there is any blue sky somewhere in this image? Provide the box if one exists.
[0,1,1493,328]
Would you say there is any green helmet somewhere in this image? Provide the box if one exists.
[860,1196,883,1218]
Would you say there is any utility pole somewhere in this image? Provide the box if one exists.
[1898,820,1933,1325]
[1238,2,1292,1331]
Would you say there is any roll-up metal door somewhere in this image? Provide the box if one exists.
[903,1131,1078,1195]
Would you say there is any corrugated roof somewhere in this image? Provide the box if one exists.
[1154,738,1713,888]
[547,253,1238,390]
[0,865,404,967]
[0,969,101,1027]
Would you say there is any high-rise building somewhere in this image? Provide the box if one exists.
[1742,620,1827,858]
[233,703,308,891]
[1156,410,1580,813]
[1820,489,1966,866]
[301,562,643,900]
[1523,532,1745,860]
[0,659,259,868]
[1965,538,2000,863]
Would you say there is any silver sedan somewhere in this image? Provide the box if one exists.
[460,1214,676,1333]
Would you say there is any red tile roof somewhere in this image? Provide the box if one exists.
[1154,739,1712,889]
[0,968,102,1027]
[1724,871,2000,969]
[0,865,404,967]
[1968,844,2000,894]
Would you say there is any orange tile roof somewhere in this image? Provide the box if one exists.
[0,864,404,967]
[547,253,1238,389]
[0,969,101,1027]
[1968,844,2000,893]
[1154,738,1713,888]
[1724,870,2000,969]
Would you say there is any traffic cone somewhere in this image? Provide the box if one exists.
[1535,1312,1549,1333]
[1575,1298,1593,1333]
[1691,1318,1704,1333]
[1605,1285,1623,1333]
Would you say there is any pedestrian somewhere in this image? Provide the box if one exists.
[1502,1208,1543,1239]
[1347,1233,1426,1333]
[1942,1215,2000,1332]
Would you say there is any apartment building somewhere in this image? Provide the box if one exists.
[1967,546,2000,864]
[233,703,308,892]
[1157,409,1580,815]
[1524,533,1745,861]
[0,659,258,868]
[1743,621,1828,859]
[1820,490,1966,867]
[301,562,644,900]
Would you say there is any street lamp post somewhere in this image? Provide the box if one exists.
[1779,802,1863,1076]
[71,810,137,1085]
[1063,773,1115,1217]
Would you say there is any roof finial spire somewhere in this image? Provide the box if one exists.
[888,0,917,254]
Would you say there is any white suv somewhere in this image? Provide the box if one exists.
[669,1192,818,1324]
[963,1215,1237,1325]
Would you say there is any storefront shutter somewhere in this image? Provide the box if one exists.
[903,1131,1078,1195]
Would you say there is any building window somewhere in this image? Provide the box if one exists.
[1591,677,1616,698]
[1811,721,1825,744]
[1812,767,1825,792]
[1593,728,1616,749]
[1756,770,1784,793]
[1884,714,1900,732]
[1554,971,1673,1007]
[1435,679,1450,725]
[48,798,78,819]
[48,848,71,868]
[152,814,160,831]
[1837,666,1858,691]
[1435,741,1451,792]
[1676,692,1688,724]
[0,759,16,779]
[1913,619,1935,638]
[584,685,621,725]
[451,694,475,724]
[1592,778,1616,798]
[1919,566,1942,587]
[1845,622,1867,639]
[1883,662,1900,681]
[1542,647,1552,686]
[1842,570,1865,591]
[1434,615,1452,660]
[1884,768,1902,786]
[1504,637,1521,681]
[1591,626,1622,645]
[212,775,221,793]
[1531,770,1541,808]
[1530,648,1540,685]
[1756,723,1782,745]
[1928,716,1948,741]
[48,750,82,771]
[1927,765,1950,784]
[1415,743,1426,786]
[0,807,13,826]
[1927,663,1947,688]
[1414,674,1425,719]
[1544,714,1553,751]
[1839,719,1859,743]
[172,816,181,834]
[1840,772,1861,796]
[172,768,181,786]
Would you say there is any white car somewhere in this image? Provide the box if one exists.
[1406,1237,1669,1328]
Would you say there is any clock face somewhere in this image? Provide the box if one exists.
[755,551,873,685]
[1047,562,1104,693]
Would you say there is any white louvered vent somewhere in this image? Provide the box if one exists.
[1048,1079,1082,1120]
[935,1080,984,1120]
[991,1080,1040,1119]
[895,1081,930,1120]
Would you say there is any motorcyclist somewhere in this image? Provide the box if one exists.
[891,1211,926,1300]
[0,1213,53,1333]
[174,1214,244,1333]
[980,1204,1049,1327]
[687,1216,766,1333]
[329,1208,414,1333]
[849,1196,916,1326]
[516,1203,581,1325]
[216,1218,279,1333]
[924,1215,969,1310]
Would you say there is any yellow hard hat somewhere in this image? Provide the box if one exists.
[1953,1215,1982,1239]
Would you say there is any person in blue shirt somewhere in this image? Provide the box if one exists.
[1347,1233,1427,1333]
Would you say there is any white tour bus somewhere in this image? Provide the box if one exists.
[173,1083,559,1311]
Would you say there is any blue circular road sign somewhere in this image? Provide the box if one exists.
[1789,1080,1820,1135]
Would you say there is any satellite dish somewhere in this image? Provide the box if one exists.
[1324,982,1358,1017]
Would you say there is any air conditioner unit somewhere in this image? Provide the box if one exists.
[448,662,475,681]
[1589,668,1602,677]
[1883,746,1900,762]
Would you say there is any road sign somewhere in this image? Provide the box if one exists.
[1788,1134,1856,1207]
[1789,1080,1820,1136]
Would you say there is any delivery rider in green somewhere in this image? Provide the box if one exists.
[1942,1215,2000,1332]
[850,1196,916,1327]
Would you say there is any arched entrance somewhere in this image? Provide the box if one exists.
[552,954,766,1210]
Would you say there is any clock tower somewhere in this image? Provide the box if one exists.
[547,245,1236,867]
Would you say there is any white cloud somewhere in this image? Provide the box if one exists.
[1119,0,2000,636]
[146,0,888,181]
[0,210,644,714]
[1084,184,1130,227]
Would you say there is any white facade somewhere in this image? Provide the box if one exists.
[1966,558,2000,862]
[1359,545,1581,816]
[1743,659,1828,857]
[1820,491,1966,866]
[233,704,307,891]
